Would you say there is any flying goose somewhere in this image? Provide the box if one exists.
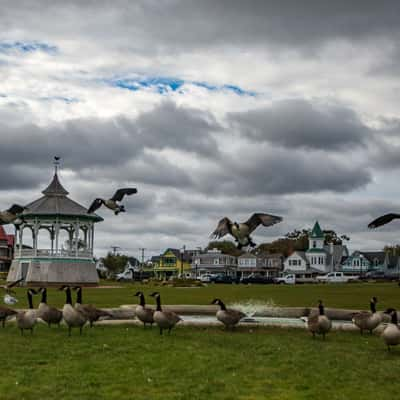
[16,289,37,335]
[382,309,400,351]
[73,286,111,327]
[368,213,400,229]
[306,300,332,339]
[134,291,154,328]
[59,286,87,336]
[211,298,246,330]
[150,292,181,335]
[0,204,25,225]
[211,213,283,249]
[352,297,382,335]
[87,188,137,215]
[36,288,63,327]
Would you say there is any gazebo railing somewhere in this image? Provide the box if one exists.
[17,248,93,259]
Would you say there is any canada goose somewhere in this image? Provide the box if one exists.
[307,300,332,339]
[211,298,246,330]
[382,308,400,351]
[59,286,87,336]
[87,188,137,215]
[211,213,283,249]
[36,288,63,327]
[134,291,154,328]
[0,306,18,327]
[0,204,25,225]
[73,286,111,327]
[368,213,400,228]
[150,292,181,335]
[16,289,37,335]
[352,297,382,334]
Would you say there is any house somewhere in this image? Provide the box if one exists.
[341,251,385,275]
[153,248,193,279]
[283,251,309,274]
[237,252,283,278]
[0,226,14,272]
[191,248,237,278]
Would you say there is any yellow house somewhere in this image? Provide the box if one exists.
[153,248,193,279]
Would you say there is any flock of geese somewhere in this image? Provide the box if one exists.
[1,287,399,351]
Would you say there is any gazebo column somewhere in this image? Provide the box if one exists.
[50,227,55,255]
[90,223,95,256]
[33,220,39,256]
[74,220,80,257]
[54,221,60,256]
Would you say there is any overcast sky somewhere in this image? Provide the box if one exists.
[1,1,400,259]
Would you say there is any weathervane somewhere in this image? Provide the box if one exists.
[54,156,61,174]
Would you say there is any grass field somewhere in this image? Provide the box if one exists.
[4,281,400,310]
[1,282,400,399]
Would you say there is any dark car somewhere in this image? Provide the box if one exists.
[210,274,238,284]
[240,275,274,284]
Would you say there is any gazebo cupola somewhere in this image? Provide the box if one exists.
[7,162,103,287]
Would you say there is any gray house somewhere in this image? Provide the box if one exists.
[191,248,237,277]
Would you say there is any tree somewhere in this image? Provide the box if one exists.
[102,252,129,274]
[384,245,400,256]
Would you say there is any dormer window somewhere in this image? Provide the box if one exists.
[313,241,316,248]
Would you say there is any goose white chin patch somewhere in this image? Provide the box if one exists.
[4,294,18,305]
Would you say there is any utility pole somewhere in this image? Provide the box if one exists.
[110,245,120,256]
[139,248,146,265]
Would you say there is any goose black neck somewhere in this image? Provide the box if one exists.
[40,288,47,304]
[65,288,72,305]
[27,291,34,309]
[218,300,227,310]
[76,288,82,304]
[318,304,324,315]
[370,301,377,313]
[139,294,145,307]
[392,311,398,325]
[155,296,162,311]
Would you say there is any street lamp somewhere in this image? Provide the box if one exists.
[195,258,200,279]
[180,246,185,279]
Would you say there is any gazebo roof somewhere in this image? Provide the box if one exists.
[23,173,103,222]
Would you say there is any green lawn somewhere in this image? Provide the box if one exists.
[4,281,400,310]
[0,323,398,400]
[1,282,400,399]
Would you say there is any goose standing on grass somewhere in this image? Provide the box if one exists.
[73,286,111,327]
[382,308,400,351]
[0,204,25,225]
[211,298,246,330]
[307,300,332,339]
[0,305,17,327]
[36,288,63,327]
[87,188,137,215]
[352,297,382,335]
[211,213,283,249]
[150,292,181,335]
[134,291,154,328]
[59,286,87,336]
[16,289,37,335]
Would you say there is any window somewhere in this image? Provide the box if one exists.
[214,258,219,265]
[313,241,316,248]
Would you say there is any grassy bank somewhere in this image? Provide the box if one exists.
[4,281,400,310]
[0,323,398,400]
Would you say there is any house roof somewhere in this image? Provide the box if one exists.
[286,251,308,262]
[310,221,324,238]
[0,226,7,241]
[360,251,386,264]
[238,253,257,259]
[22,173,103,222]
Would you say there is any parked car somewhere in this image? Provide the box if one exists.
[211,274,238,284]
[274,274,296,285]
[240,275,274,284]
[199,274,213,283]
[316,272,359,283]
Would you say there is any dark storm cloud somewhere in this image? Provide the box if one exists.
[229,100,370,151]
[2,1,400,54]
[0,102,219,189]
[195,145,371,196]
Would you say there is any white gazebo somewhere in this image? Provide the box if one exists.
[7,166,103,287]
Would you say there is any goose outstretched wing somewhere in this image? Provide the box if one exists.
[87,199,103,214]
[111,188,137,202]
[245,213,283,233]
[368,213,400,229]
[211,217,232,239]
[6,204,25,214]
